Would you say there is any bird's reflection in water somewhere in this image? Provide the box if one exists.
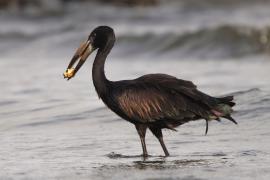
[107,152,166,159]
[105,152,212,170]
[98,159,212,172]
[133,159,211,170]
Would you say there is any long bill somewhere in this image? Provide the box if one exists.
[63,40,95,80]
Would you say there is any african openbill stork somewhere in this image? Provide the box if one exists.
[63,26,236,157]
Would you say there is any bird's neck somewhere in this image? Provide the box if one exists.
[92,43,113,99]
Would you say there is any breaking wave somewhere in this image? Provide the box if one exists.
[117,25,270,58]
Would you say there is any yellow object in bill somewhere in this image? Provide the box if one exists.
[63,68,75,79]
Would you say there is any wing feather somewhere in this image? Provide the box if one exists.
[114,74,213,124]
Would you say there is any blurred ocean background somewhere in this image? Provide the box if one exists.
[0,0,270,179]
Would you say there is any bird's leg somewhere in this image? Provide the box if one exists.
[150,127,170,157]
[135,124,148,158]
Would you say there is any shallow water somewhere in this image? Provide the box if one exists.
[1,1,270,180]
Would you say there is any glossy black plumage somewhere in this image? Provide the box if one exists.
[64,26,236,157]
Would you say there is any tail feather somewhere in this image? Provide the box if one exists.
[217,96,237,124]
[205,95,237,135]
[205,120,209,135]
[218,95,233,102]
[223,115,238,124]
[218,96,235,107]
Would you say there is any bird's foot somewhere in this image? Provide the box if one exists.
[141,153,149,160]
[164,154,170,157]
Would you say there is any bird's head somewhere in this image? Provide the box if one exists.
[63,26,115,80]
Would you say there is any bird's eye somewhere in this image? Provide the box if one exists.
[89,33,96,40]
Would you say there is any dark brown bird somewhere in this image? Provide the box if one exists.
[63,26,237,157]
